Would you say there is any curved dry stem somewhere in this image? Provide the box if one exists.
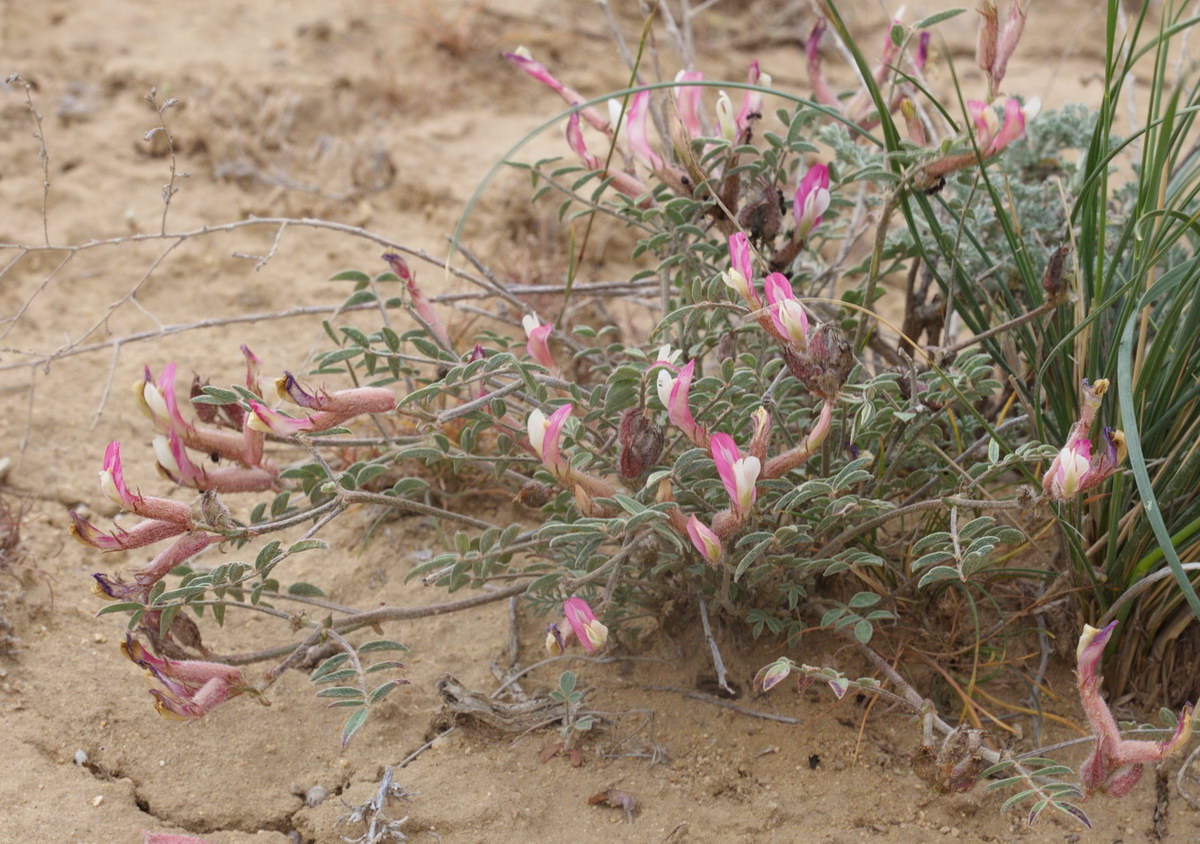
[227,580,533,668]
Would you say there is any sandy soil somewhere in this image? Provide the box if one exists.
[0,0,1195,841]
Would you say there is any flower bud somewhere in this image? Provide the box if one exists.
[749,407,772,463]
[686,515,723,564]
[522,314,555,371]
[715,91,736,142]
[976,1,999,78]
[673,70,704,139]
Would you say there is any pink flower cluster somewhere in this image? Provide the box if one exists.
[75,349,397,602]
[506,46,770,202]
[722,231,816,352]
[650,342,831,562]
[123,636,248,721]
[977,1,1027,97]
[806,12,925,130]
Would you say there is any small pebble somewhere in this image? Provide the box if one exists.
[92,633,107,644]
[73,749,88,766]
[92,795,104,807]
[305,785,328,807]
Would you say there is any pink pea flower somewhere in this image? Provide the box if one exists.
[566,110,600,169]
[503,47,610,133]
[722,232,761,307]
[248,382,396,437]
[138,365,251,464]
[920,97,1036,187]
[1076,621,1194,797]
[978,2,1027,95]
[673,70,704,139]
[686,515,722,564]
[710,432,760,518]
[1043,437,1092,499]
[382,253,453,352]
[735,61,768,141]
[793,164,831,241]
[565,112,651,200]
[527,404,572,475]
[137,363,194,434]
[992,1,1027,93]
[655,343,682,369]
[1042,379,1126,500]
[625,89,663,172]
[153,431,275,494]
[563,597,608,651]
[989,97,1030,153]
[661,360,709,447]
[69,510,186,552]
[240,344,263,395]
[805,20,840,110]
[522,314,555,370]
[92,531,220,601]
[967,98,1034,156]
[100,442,193,525]
[1040,426,1125,500]
[763,273,811,349]
[123,636,246,720]
[652,344,682,405]
[915,31,931,72]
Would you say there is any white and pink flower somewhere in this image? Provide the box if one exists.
[793,164,831,241]
[710,432,760,518]
[763,273,811,349]
[522,314,555,371]
[527,404,572,475]
[722,232,761,307]
[686,515,723,564]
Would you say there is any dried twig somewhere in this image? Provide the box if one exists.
[6,75,51,247]
[222,581,532,666]
[697,593,732,695]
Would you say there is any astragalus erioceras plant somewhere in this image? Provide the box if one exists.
[70,0,1195,826]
